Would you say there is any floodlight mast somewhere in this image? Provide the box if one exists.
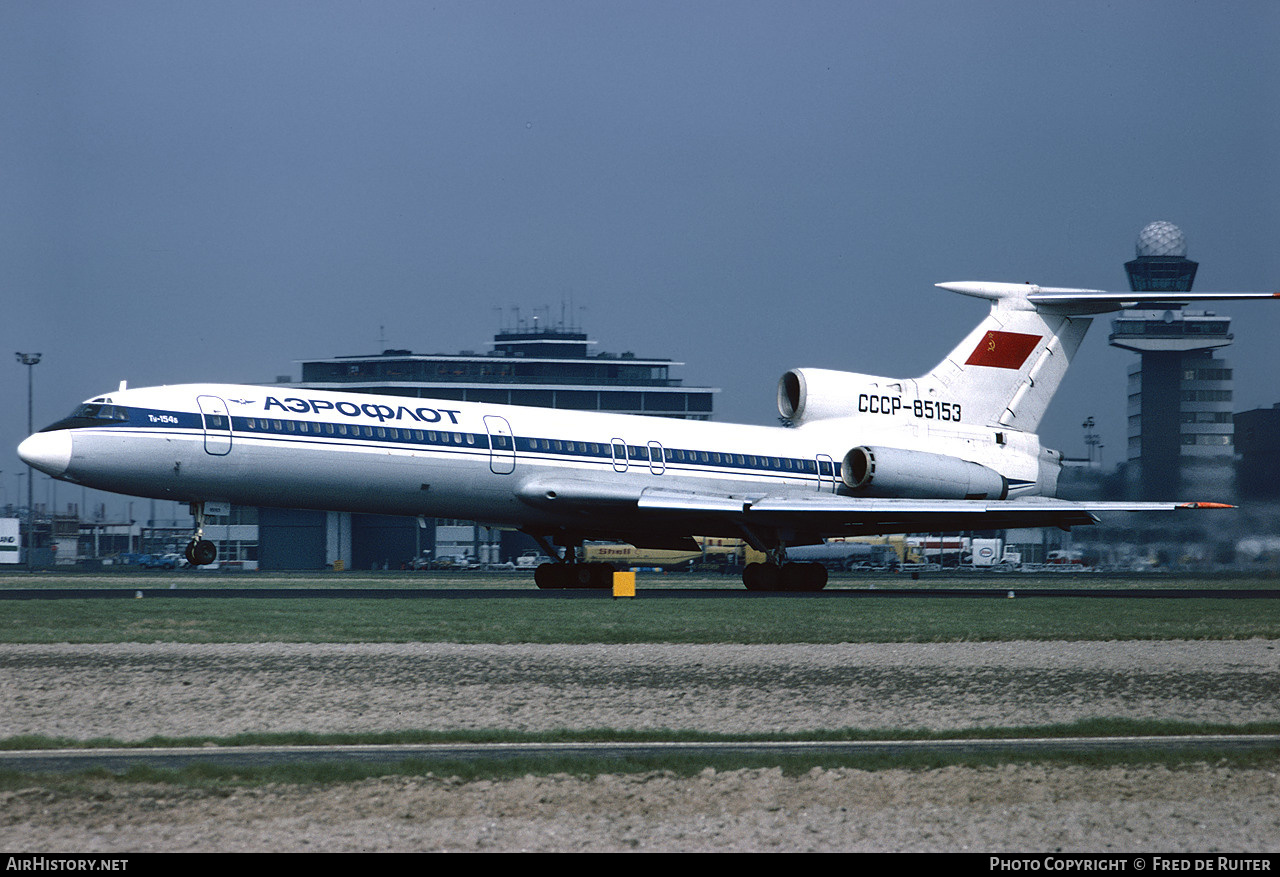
[16,352,41,568]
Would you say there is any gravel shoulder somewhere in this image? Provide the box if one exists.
[3,640,1279,851]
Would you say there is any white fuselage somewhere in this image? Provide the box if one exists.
[23,382,1053,542]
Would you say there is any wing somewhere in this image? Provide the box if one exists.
[643,490,1224,538]
[516,479,1228,548]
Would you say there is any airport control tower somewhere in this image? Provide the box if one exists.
[1109,222,1235,500]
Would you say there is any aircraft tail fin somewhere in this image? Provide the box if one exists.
[925,282,1278,432]
[921,284,1091,432]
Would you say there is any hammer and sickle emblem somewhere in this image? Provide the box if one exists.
[987,335,997,352]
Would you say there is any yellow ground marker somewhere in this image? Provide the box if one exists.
[612,570,636,598]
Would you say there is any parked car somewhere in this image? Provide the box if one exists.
[515,551,550,570]
[405,553,433,570]
[139,553,183,569]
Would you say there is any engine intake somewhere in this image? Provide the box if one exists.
[842,446,1008,500]
[778,368,868,423]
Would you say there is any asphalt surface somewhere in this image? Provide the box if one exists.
[3,586,1280,599]
[7,735,1280,774]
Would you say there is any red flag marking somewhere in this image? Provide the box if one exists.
[965,331,1042,369]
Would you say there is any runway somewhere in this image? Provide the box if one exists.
[4,586,1280,599]
[7,735,1280,774]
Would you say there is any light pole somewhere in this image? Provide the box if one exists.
[16,352,41,567]
[1082,416,1101,467]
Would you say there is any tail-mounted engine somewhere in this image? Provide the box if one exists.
[842,446,1008,500]
[778,368,870,423]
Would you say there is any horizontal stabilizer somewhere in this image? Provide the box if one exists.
[937,281,1278,313]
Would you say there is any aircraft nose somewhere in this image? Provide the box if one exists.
[18,431,72,478]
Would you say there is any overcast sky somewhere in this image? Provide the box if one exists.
[3,1,1277,520]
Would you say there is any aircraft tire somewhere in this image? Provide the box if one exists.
[186,539,217,567]
[534,562,614,589]
[568,562,615,589]
[589,562,616,589]
[570,564,597,589]
[782,562,827,592]
[534,563,562,589]
[742,562,782,591]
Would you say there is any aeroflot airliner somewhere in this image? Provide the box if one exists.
[19,281,1277,590]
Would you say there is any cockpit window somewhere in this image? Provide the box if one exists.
[73,404,129,421]
[40,403,130,432]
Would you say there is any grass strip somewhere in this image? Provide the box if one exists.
[3,742,1278,790]
[3,595,1280,643]
[5,718,1279,751]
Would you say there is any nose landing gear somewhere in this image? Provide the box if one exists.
[184,502,218,567]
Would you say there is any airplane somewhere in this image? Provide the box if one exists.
[18,281,1277,590]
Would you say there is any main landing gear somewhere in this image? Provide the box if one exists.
[184,502,218,567]
[534,561,617,590]
[528,533,617,590]
[741,545,828,592]
[742,561,827,592]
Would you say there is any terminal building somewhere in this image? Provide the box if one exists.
[291,320,715,420]
[233,316,719,570]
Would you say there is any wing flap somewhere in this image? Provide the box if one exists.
[518,476,1230,537]
[637,489,753,513]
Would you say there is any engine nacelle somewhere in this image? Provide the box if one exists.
[842,446,1009,500]
[778,368,871,423]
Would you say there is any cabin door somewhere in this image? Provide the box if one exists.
[196,395,232,456]
[484,415,516,474]
[816,454,836,492]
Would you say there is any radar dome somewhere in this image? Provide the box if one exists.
[1136,221,1188,258]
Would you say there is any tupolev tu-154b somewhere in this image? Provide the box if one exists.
[18,281,1277,590]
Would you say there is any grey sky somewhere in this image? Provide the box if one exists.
[3,1,1277,519]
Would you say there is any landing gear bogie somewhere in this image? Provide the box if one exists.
[742,561,827,592]
[534,561,616,590]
